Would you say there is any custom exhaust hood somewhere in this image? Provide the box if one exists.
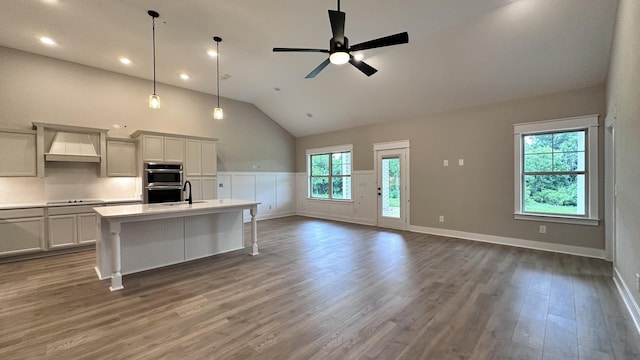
[32,122,110,177]
[46,131,100,162]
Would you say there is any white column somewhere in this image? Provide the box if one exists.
[250,205,259,256]
[109,221,124,291]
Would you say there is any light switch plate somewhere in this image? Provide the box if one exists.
[443,160,449,167]
[458,159,464,166]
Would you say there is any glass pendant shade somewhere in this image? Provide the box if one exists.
[329,51,349,65]
[149,94,160,109]
[213,107,223,120]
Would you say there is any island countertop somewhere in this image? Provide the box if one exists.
[95,198,261,291]
[93,199,260,219]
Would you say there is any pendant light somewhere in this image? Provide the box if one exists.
[148,10,160,109]
[212,36,223,120]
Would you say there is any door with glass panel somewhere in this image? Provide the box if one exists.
[377,149,406,230]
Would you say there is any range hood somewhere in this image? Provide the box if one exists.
[45,131,100,162]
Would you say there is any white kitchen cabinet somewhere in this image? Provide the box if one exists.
[185,139,217,176]
[48,205,100,248]
[138,133,184,163]
[48,214,77,248]
[141,134,164,162]
[202,177,217,200]
[106,138,137,176]
[164,136,185,162]
[0,208,45,256]
[185,176,217,201]
[0,129,37,177]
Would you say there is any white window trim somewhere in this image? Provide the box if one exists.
[306,144,353,201]
[513,114,599,226]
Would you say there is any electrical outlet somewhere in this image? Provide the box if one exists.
[439,215,444,223]
[268,205,272,210]
[458,159,464,166]
[539,225,547,234]
[443,160,449,167]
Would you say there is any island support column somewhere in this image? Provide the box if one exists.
[250,205,259,256]
[109,221,124,291]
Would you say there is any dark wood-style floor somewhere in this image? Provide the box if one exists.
[1,216,639,360]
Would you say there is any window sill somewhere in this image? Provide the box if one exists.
[514,213,599,226]
[306,198,354,204]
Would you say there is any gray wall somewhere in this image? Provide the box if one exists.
[297,86,606,250]
[0,46,295,173]
[606,0,640,311]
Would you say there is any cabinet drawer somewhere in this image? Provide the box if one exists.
[0,208,44,219]
[48,205,104,216]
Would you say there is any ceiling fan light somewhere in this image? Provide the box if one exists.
[149,94,160,109]
[213,107,223,120]
[330,51,349,65]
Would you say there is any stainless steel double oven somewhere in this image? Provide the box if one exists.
[143,162,183,203]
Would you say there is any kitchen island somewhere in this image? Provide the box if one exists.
[94,199,260,291]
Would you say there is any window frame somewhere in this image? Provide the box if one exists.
[306,144,353,201]
[513,115,599,226]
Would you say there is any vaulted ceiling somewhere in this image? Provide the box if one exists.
[0,0,618,137]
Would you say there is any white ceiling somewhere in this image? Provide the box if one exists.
[0,0,618,137]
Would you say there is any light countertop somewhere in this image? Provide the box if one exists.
[94,199,260,219]
[0,198,142,211]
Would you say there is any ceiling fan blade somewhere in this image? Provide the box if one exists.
[328,10,346,44]
[349,32,409,52]
[349,57,378,77]
[305,58,331,78]
[273,47,330,53]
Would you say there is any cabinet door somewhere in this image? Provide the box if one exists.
[185,139,202,176]
[0,131,37,176]
[49,215,77,248]
[201,141,217,176]
[77,213,97,244]
[186,177,203,201]
[164,137,185,162]
[142,135,164,162]
[202,177,217,200]
[107,140,137,176]
[0,218,44,256]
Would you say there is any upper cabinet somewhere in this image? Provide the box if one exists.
[185,139,217,176]
[132,132,185,163]
[0,128,37,177]
[106,138,137,177]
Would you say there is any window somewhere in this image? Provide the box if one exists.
[514,115,599,225]
[307,145,352,200]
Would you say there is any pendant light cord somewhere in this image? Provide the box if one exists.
[337,0,340,11]
[152,16,157,95]
[216,40,220,108]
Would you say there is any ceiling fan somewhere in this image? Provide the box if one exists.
[273,0,409,78]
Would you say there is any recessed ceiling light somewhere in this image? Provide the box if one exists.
[180,73,190,80]
[41,0,59,4]
[353,53,364,61]
[119,57,132,65]
[39,37,56,46]
[207,50,218,58]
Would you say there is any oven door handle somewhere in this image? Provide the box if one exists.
[145,185,183,190]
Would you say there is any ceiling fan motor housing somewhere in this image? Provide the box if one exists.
[330,37,349,54]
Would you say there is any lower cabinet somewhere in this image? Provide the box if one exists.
[0,208,45,256]
[48,206,100,249]
[186,176,217,201]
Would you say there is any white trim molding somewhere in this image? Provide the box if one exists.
[513,114,600,225]
[373,140,410,151]
[408,225,605,259]
[613,268,640,335]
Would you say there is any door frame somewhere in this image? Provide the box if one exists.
[373,140,410,230]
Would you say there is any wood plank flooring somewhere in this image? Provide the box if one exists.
[1,216,639,359]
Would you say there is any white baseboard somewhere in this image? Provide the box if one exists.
[297,210,376,226]
[408,225,605,259]
[613,267,640,335]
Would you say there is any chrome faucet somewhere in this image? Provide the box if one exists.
[183,181,192,204]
